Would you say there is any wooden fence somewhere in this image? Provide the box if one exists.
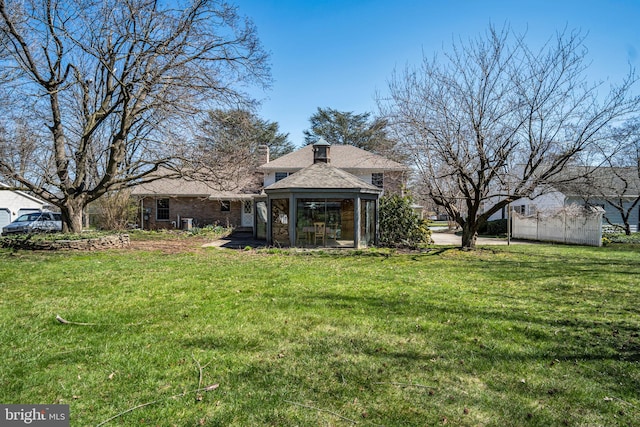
[511,206,604,247]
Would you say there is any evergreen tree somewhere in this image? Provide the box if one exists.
[303,107,398,156]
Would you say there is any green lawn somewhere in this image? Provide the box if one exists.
[0,243,638,426]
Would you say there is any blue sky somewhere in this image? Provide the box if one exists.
[237,0,640,146]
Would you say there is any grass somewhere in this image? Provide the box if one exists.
[0,243,638,426]
[127,225,233,239]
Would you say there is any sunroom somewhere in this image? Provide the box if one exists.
[258,142,382,248]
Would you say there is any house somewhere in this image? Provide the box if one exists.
[130,171,260,231]
[0,183,53,231]
[258,140,408,194]
[130,140,409,247]
[559,167,640,232]
[486,167,640,232]
[485,189,565,220]
[256,139,408,247]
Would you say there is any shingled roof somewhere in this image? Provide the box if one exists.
[258,144,407,172]
[265,162,382,193]
[130,169,258,200]
[554,166,640,198]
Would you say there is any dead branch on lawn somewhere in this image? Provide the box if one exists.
[55,315,97,326]
[606,396,640,411]
[55,314,145,327]
[191,353,213,401]
[95,384,219,427]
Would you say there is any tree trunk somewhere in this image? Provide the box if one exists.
[620,211,632,235]
[60,197,86,234]
[461,221,478,250]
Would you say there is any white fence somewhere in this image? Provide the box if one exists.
[512,206,604,247]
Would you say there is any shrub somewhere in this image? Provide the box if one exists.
[602,232,640,244]
[485,219,508,235]
[1,231,112,243]
[187,224,231,237]
[91,190,138,230]
[378,195,432,249]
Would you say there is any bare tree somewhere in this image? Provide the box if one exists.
[0,0,270,232]
[380,26,640,249]
[580,119,640,234]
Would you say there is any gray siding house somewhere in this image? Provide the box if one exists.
[486,166,640,233]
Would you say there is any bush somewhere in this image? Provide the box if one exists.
[484,219,508,235]
[187,224,231,237]
[1,231,112,243]
[602,232,640,244]
[378,195,432,249]
[126,225,232,241]
[91,190,139,230]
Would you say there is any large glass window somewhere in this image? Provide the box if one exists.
[295,198,354,247]
[360,199,376,247]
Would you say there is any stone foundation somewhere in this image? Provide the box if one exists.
[1,234,130,251]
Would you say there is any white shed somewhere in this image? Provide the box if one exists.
[0,183,52,231]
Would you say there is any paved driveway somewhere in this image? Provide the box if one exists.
[430,230,532,246]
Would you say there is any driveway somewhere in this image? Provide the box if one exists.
[430,229,533,246]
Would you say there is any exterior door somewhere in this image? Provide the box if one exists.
[241,200,253,228]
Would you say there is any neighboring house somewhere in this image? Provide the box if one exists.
[130,139,409,247]
[485,167,640,232]
[485,189,566,220]
[559,167,640,233]
[0,183,53,231]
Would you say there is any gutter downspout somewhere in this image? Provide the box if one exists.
[140,198,144,230]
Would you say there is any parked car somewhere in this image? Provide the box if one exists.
[1,212,63,235]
